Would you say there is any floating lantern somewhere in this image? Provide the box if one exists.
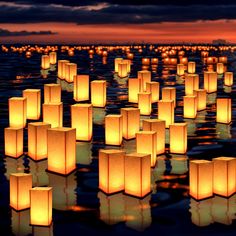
[180,57,188,65]
[169,123,187,154]
[151,58,158,65]
[28,122,51,161]
[43,102,62,128]
[204,72,217,93]
[216,98,231,124]
[158,100,174,128]
[193,89,207,111]
[189,160,213,200]
[105,115,122,145]
[224,72,233,86]
[114,58,123,72]
[65,63,77,83]
[30,187,52,226]
[4,127,23,158]
[41,55,50,69]
[73,75,89,101]
[185,74,199,95]
[219,56,227,64]
[10,173,32,211]
[49,52,57,65]
[127,53,134,60]
[162,87,176,107]
[128,78,140,103]
[138,70,151,92]
[58,60,69,79]
[9,97,27,128]
[125,153,151,198]
[71,104,92,141]
[216,63,224,74]
[118,62,128,78]
[188,62,196,74]
[177,64,185,76]
[44,84,61,104]
[206,57,218,65]
[123,59,131,73]
[183,95,197,119]
[99,150,125,194]
[138,92,152,115]
[121,108,140,140]
[142,58,150,66]
[146,82,160,103]
[91,80,106,107]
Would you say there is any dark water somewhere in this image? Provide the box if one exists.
[0,45,236,236]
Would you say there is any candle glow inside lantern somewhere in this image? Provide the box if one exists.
[121,108,140,140]
[146,82,160,103]
[65,63,77,83]
[162,87,176,107]
[49,51,57,65]
[188,62,196,74]
[219,56,227,64]
[189,160,213,200]
[138,70,151,92]
[151,58,158,65]
[216,63,224,74]
[118,62,129,78]
[9,97,27,128]
[71,104,92,141]
[138,92,152,115]
[204,72,217,93]
[28,122,51,161]
[136,131,157,167]
[128,78,140,103]
[142,58,150,65]
[10,173,32,211]
[58,60,69,79]
[91,80,106,107]
[125,153,151,198]
[73,75,89,101]
[43,102,62,128]
[180,57,188,65]
[4,127,23,158]
[122,59,131,73]
[158,100,174,128]
[23,89,41,120]
[193,89,207,111]
[185,74,199,95]
[99,149,125,194]
[224,72,233,86]
[115,58,123,72]
[177,64,185,76]
[30,187,52,226]
[216,98,231,124]
[169,123,187,154]
[183,95,197,119]
[41,55,50,69]
[44,84,61,104]
[105,115,122,145]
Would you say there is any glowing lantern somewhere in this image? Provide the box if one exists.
[158,100,174,128]
[169,123,187,154]
[58,60,69,79]
[193,89,207,111]
[91,80,106,107]
[28,122,51,161]
[23,89,41,120]
[125,153,151,198]
[143,119,165,155]
[49,52,56,65]
[204,72,217,93]
[9,97,27,128]
[41,55,50,69]
[44,84,61,104]
[189,160,213,200]
[138,92,152,115]
[123,59,131,73]
[213,157,236,197]
[177,64,185,76]
[65,63,77,83]
[224,72,233,86]
[73,75,89,101]
[128,78,140,103]
[4,127,23,158]
[216,98,231,124]
[115,58,123,72]
[43,103,62,128]
[183,95,197,119]
[162,87,176,107]
[121,108,140,140]
[185,74,199,95]
[30,187,52,226]
[146,82,160,103]
[219,56,227,64]
[138,70,151,92]
[188,62,196,74]
[216,63,224,74]
[105,115,122,145]
[180,57,188,65]
[71,104,92,141]
[170,58,177,65]
[118,62,128,78]
[142,58,150,65]
[127,53,134,60]
[151,58,158,65]
[10,173,32,210]
[99,149,125,194]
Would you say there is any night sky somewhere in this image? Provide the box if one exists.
[0,0,236,43]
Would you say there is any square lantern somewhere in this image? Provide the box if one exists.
[41,55,50,69]
[91,80,106,107]
[146,82,160,103]
[30,187,52,226]
[216,98,231,124]
[177,64,185,76]
[122,59,131,73]
[121,108,140,140]
[188,62,196,74]
[224,72,233,86]
[142,58,150,66]
[169,123,187,154]
[193,89,207,111]
[28,122,51,161]
[125,153,151,198]
[118,62,128,78]
[71,104,92,141]
[138,92,152,115]
[43,102,63,128]
[204,72,217,93]
[9,97,27,128]
[65,63,77,83]
[138,70,151,92]
[183,95,197,119]
[213,157,236,197]
[10,173,32,211]
[162,87,176,107]
[189,160,213,200]
[47,127,76,175]
[58,60,69,79]
[105,115,122,146]
[180,57,188,65]
[115,58,123,72]
[136,131,157,167]
[73,75,89,101]
[158,100,174,128]
[142,119,165,155]
[216,63,224,74]
[49,51,57,65]
[185,74,199,95]
[99,149,125,194]
[23,89,41,120]
[128,78,141,103]
[44,84,61,104]
[4,127,23,158]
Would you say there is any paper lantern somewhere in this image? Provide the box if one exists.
[146,82,160,103]
[185,74,199,95]
[219,56,227,64]
[142,58,150,65]
[162,87,176,107]
[180,57,188,65]
[151,58,158,65]
[158,100,174,128]
[138,92,152,115]
[169,123,187,154]
[123,59,131,73]
[99,149,125,194]
[105,115,122,145]
[121,108,140,140]
[206,57,218,64]
[23,89,41,120]
[44,84,61,104]
[58,60,69,79]
[188,62,196,74]
[10,173,32,210]
[127,53,134,60]
[204,72,217,93]
[65,63,77,83]
[30,187,52,226]
[183,95,197,119]
[177,64,185,76]
[125,153,151,198]
[128,78,140,103]
[73,75,89,101]
[41,55,50,69]
[28,122,51,161]
[71,104,92,141]
[224,72,233,86]
[114,58,123,72]
[91,80,106,107]
[216,63,224,74]
[4,127,23,158]
[47,127,76,175]
[118,62,128,78]
[170,58,177,65]
[193,89,207,111]
[189,160,213,200]
[216,98,231,124]
[49,51,56,65]
[43,102,62,128]
[213,157,236,197]
[138,70,151,92]
[9,97,27,128]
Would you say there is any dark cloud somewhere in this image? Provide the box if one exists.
[0,28,57,37]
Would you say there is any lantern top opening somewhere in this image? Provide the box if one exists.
[190,160,211,164]
[48,127,75,132]
[126,153,151,158]
[31,187,52,191]
[71,104,92,108]
[169,123,187,127]
[136,131,156,135]
[99,149,125,154]
[23,89,40,92]
[10,173,31,177]
[9,97,26,101]
[143,119,165,123]
[212,157,235,162]
[106,114,122,118]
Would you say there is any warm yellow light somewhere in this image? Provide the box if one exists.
[193,89,207,111]
[219,56,227,64]
[65,63,77,83]
[224,72,233,86]
[114,58,123,72]
[142,58,150,65]
[177,64,185,76]
[118,62,129,78]
[216,98,231,124]
[122,59,131,73]
[162,87,176,107]
[146,82,160,103]
[180,57,188,65]
[128,78,140,103]
[138,70,151,92]
[91,80,106,107]
[138,92,152,115]
[151,58,158,65]
[158,100,174,128]
[188,62,196,74]
[204,72,217,93]
[58,60,69,79]
[185,74,199,95]
[216,63,224,74]
[49,51,57,65]
[183,95,197,119]
[44,84,61,104]
[105,115,122,145]
[73,75,89,101]
[41,55,50,69]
